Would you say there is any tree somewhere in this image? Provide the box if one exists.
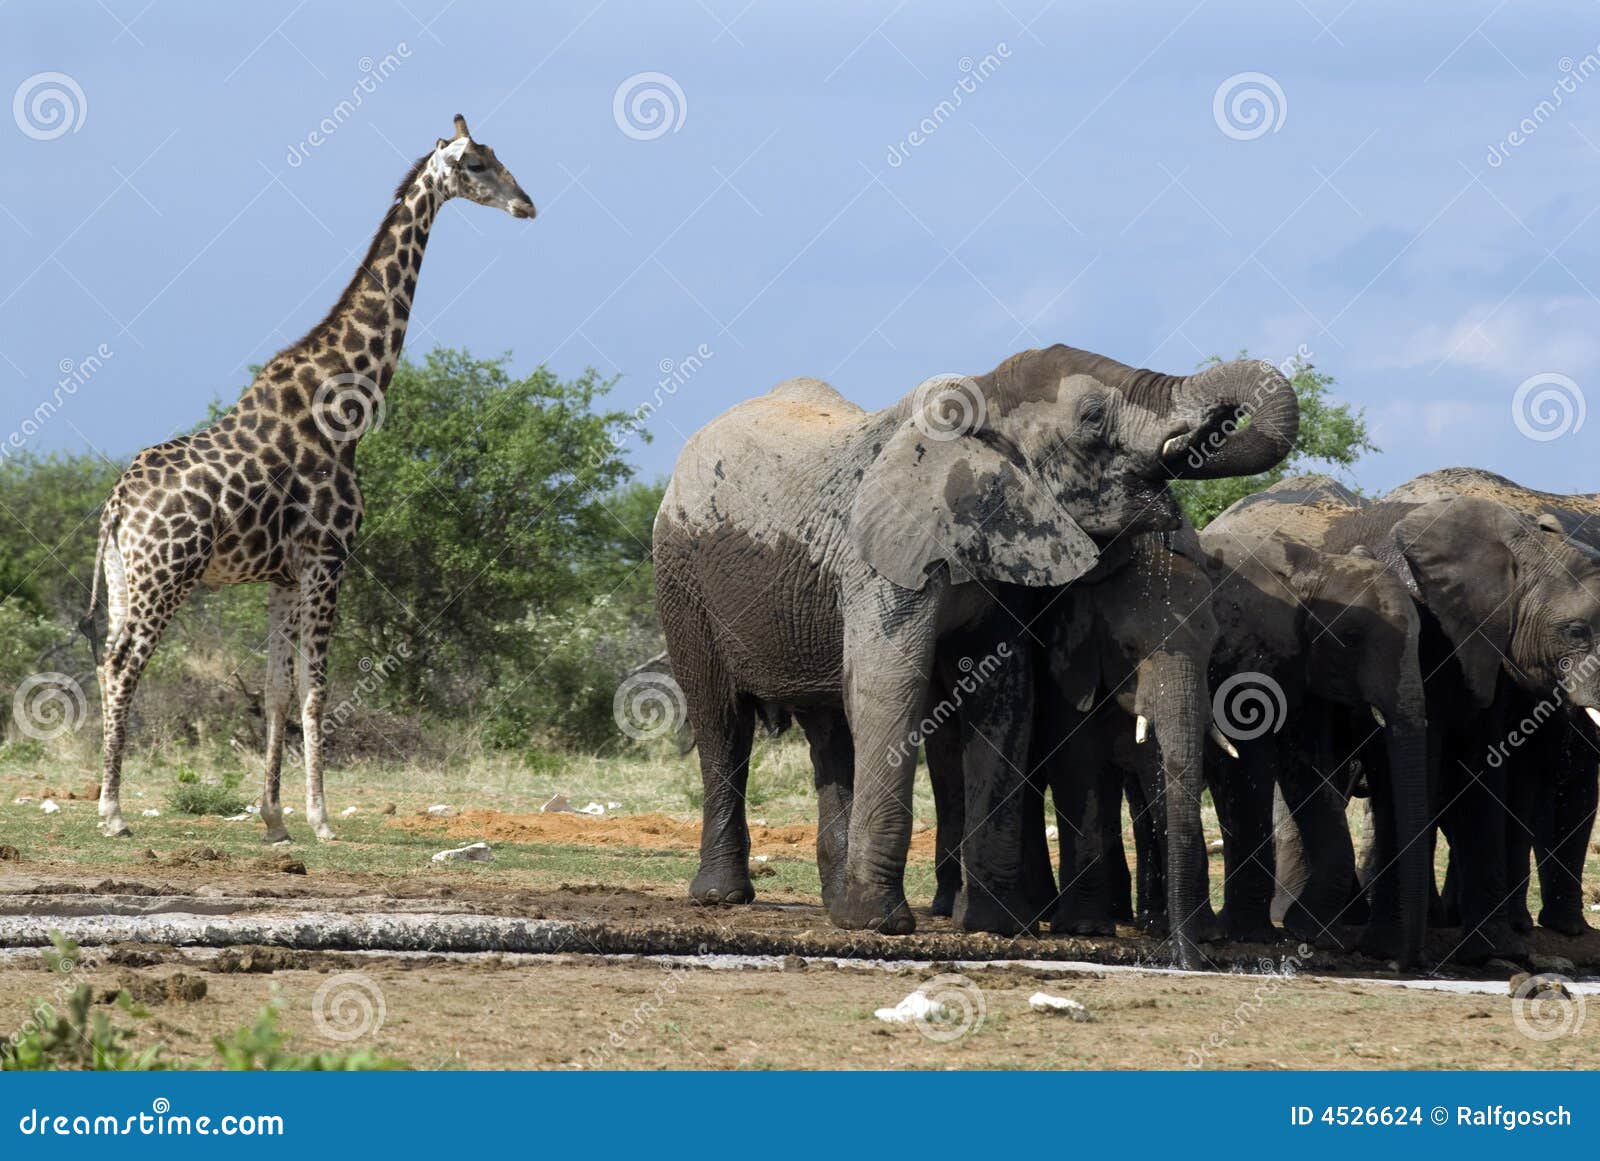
[1173,353,1376,528]
[334,349,642,700]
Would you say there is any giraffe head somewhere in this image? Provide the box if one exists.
[426,114,537,219]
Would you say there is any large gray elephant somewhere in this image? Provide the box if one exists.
[1199,475,1431,967]
[1383,468,1600,939]
[653,345,1297,940]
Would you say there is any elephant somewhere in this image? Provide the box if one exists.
[1198,475,1431,967]
[1261,485,1600,961]
[652,345,1298,944]
[1383,468,1600,939]
[923,525,1225,961]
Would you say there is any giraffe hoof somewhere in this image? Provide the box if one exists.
[313,828,338,842]
[100,821,132,839]
[262,829,290,844]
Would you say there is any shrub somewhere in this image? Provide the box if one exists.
[164,764,248,817]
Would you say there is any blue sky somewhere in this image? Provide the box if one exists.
[2,0,1595,493]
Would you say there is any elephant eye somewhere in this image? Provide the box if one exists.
[1076,393,1106,429]
[1561,621,1593,647]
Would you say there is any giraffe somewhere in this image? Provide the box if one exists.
[88,114,535,842]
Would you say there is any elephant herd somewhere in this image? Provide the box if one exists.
[653,343,1600,970]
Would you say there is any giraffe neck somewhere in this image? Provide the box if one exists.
[236,156,448,447]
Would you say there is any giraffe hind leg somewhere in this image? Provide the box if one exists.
[98,552,197,838]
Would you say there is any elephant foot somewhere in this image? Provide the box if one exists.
[690,864,756,906]
[953,884,1035,936]
[1135,910,1168,937]
[930,879,959,919]
[1509,902,1534,935]
[1220,904,1276,944]
[828,880,915,934]
[1355,921,1407,965]
[1050,898,1117,937]
[1283,902,1349,951]
[1538,905,1591,938]
[1449,923,1527,967]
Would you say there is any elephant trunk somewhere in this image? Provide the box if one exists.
[1142,648,1210,970]
[1167,359,1300,480]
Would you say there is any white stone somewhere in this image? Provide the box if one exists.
[874,990,952,1025]
[340,805,359,817]
[431,842,492,864]
[1028,991,1091,1020]
[39,799,60,815]
[426,804,455,817]
[579,802,606,816]
[140,808,161,818]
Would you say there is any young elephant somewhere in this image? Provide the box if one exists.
[1383,469,1600,940]
[1303,490,1600,962]
[654,346,1297,940]
[923,527,1223,962]
[1199,476,1431,968]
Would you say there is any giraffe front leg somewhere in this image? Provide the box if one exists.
[260,583,298,843]
[297,566,343,842]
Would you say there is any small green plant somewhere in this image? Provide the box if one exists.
[211,1000,403,1071]
[0,935,169,1071]
[164,763,248,817]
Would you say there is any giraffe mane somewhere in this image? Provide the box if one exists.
[265,151,435,366]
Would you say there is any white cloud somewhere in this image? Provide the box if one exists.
[1392,296,1600,378]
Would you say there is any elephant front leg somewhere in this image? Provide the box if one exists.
[1048,710,1121,936]
[1211,739,1275,941]
[1277,744,1356,949]
[1533,738,1596,936]
[832,613,938,935]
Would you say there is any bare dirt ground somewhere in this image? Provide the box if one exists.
[4,766,1599,1069]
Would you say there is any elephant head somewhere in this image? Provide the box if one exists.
[850,346,1299,593]
[1394,497,1600,719]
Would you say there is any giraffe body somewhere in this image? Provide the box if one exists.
[93,116,534,840]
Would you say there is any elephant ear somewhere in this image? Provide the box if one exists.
[1393,498,1521,707]
[850,419,1100,591]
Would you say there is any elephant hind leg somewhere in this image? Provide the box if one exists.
[688,694,757,905]
[923,701,963,918]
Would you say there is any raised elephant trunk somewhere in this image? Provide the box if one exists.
[1166,359,1300,481]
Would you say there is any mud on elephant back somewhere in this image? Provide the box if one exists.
[652,343,1298,961]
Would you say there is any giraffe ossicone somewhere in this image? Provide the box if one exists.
[89,116,536,841]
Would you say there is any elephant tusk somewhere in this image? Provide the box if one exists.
[1135,714,1149,744]
[1161,436,1186,459]
[1587,707,1600,729]
[1370,707,1386,728]
[1209,724,1240,759]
